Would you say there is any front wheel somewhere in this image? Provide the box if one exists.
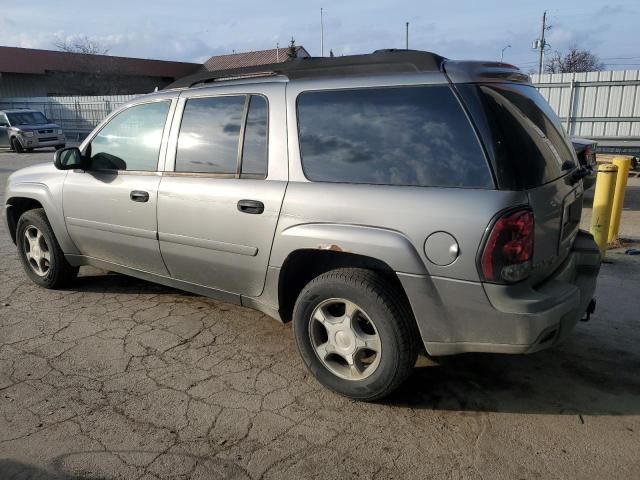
[11,137,24,153]
[293,268,419,401]
[16,209,79,289]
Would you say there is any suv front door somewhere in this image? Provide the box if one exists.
[63,97,176,275]
[157,85,287,297]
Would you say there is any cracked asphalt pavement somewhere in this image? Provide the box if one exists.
[1,150,639,479]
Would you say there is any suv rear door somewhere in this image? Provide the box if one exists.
[156,83,287,297]
[458,82,582,282]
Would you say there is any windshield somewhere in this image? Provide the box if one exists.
[6,111,50,126]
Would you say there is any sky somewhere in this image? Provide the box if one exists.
[1,0,639,72]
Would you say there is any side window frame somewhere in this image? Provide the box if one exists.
[239,94,270,179]
[80,98,175,174]
[167,93,269,179]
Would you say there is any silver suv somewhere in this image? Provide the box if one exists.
[4,51,601,400]
[0,109,66,152]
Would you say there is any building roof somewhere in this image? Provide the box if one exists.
[0,46,201,78]
[203,46,310,71]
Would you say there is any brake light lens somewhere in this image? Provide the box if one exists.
[481,209,534,283]
[583,146,596,166]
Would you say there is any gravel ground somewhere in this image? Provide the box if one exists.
[1,149,639,480]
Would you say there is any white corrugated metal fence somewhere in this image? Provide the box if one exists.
[531,70,640,139]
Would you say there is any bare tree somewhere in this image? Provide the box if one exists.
[54,35,110,55]
[545,46,605,73]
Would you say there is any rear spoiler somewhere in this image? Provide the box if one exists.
[443,60,531,84]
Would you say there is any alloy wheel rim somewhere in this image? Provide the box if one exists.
[309,298,382,381]
[23,226,51,277]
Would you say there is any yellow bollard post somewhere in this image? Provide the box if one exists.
[590,163,618,257]
[607,156,632,244]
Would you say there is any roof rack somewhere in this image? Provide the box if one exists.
[166,49,446,89]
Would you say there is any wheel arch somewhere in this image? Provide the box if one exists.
[276,248,414,324]
[271,223,429,323]
[5,184,78,254]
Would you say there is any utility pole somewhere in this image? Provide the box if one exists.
[405,22,409,50]
[535,11,550,75]
[320,8,324,57]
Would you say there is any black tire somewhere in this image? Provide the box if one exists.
[293,268,419,401]
[11,137,24,153]
[25,148,34,153]
[16,208,79,289]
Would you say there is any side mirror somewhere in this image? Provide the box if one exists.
[53,147,85,170]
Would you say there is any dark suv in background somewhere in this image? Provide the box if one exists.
[0,109,66,153]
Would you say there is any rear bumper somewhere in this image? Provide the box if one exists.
[399,230,601,356]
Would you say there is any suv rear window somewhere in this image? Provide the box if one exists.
[457,83,576,190]
[296,85,493,188]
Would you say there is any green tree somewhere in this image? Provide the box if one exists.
[287,37,297,59]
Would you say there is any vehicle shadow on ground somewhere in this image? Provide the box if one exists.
[392,342,640,417]
[69,271,640,417]
[71,270,197,297]
[0,148,57,155]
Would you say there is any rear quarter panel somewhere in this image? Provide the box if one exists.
[272,179,527,281]
[274,74,528,280]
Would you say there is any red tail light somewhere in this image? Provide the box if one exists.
[480,208,534,283]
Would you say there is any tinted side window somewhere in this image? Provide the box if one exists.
[297,86,492,188]
[176,95,246,174]
[241,95,268,177]
[89,101,170,171]
[473,84,573,189]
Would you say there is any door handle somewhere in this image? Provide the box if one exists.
[237,199,264,214]
[130,190,149,202]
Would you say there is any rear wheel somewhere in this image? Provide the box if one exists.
[293,268,419,401]
[16,209,78,288]
[11,137,24,153]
